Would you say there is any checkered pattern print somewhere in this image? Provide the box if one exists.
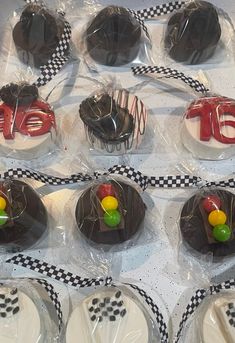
[6,254,109,288]
[108,165,149,190]
[25,0,40,3]
[35,21,72,87]
[204,178,235,189]
[33,278,63,331]
[1,168,92,185]
[131,66,209,94]
[129,283,169,343]
[136,1,185,20]
[210,279,235,295]
[175,289,207,343]
[148,175,201,188]
[127,9,150,40]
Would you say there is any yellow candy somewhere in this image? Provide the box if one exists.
[0,196,6,210]
[101,196,118,211]
[208,210,227,227]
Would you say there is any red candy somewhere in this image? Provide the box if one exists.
[202,195,221,213]
[97,184,116,200]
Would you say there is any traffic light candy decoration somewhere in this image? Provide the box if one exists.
[0,184,11,227]
[201,194,233,243]
[96,183,123,231]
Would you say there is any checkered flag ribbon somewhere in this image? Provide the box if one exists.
[2,165,235,191]
[129,283,169,343]
[7,254,169,343]
[136,1,185,20]
[6,254,110,288]
[0,165,203,190]
[175,279,235,342]
[32,278,63,331]
[23,0,72,87]
[132,65,209,94]
[127,9,150,40]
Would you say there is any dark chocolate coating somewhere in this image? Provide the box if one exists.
[75,181,146,245]
[13,4,67,68]
[0,83,38,107]
[180,189,235,260]
[164,0,221,64]
[86,6,141,66]
[0,180,48,253]
[79,94,134,143]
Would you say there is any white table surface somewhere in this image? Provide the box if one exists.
[1,0,235,341]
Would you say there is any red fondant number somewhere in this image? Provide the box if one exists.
[186,98,235,144]
[0,100,55,140]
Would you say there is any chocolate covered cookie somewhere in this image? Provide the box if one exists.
[13,4,68,68]
[164,1,221,64]
[86,6,141,66]
[180,189,235,260]
[0,180,48,252]
[75,180,146,245]
[79,89,147,154]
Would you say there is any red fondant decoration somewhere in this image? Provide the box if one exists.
[186,97,235,144]
[0,99,55,140]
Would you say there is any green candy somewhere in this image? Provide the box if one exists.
[0,209,8,226]
[104,210,121,228]
[213,224,231,242]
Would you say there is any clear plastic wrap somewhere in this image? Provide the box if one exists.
[67,175,159,254]
[174,186,235,285]
[79,86,148,154]
[179,289,235,343]
[77,5,153,69]
[65,284,162,343]
[0,82,57,160]
[163,0,234,66]
[0,176,69,255]
[181,95,235,160]
[1,1,72,86]
[0,277,61,342]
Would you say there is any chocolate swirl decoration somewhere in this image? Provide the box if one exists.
[0,287,20,318]
[0,83,39,107]
[79,89,147,153]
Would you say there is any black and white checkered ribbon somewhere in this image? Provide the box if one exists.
[23,0,71,87]
[7,254,169,343]
[127,9,150,40]
[136,0,185,20]
[175,279,235,343]
[6,254,111,288]
[1,165,235,191]
[132,65,209,94]
[32,278,63,330]
[129,283,168,343]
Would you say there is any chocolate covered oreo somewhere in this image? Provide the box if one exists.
[180,189,235,260]
[0,180,48,253]
[164,0,221,64]
[75,180,146,245]
[79,93,134,143]
[13,4,68,68]
[85,6,142,66]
